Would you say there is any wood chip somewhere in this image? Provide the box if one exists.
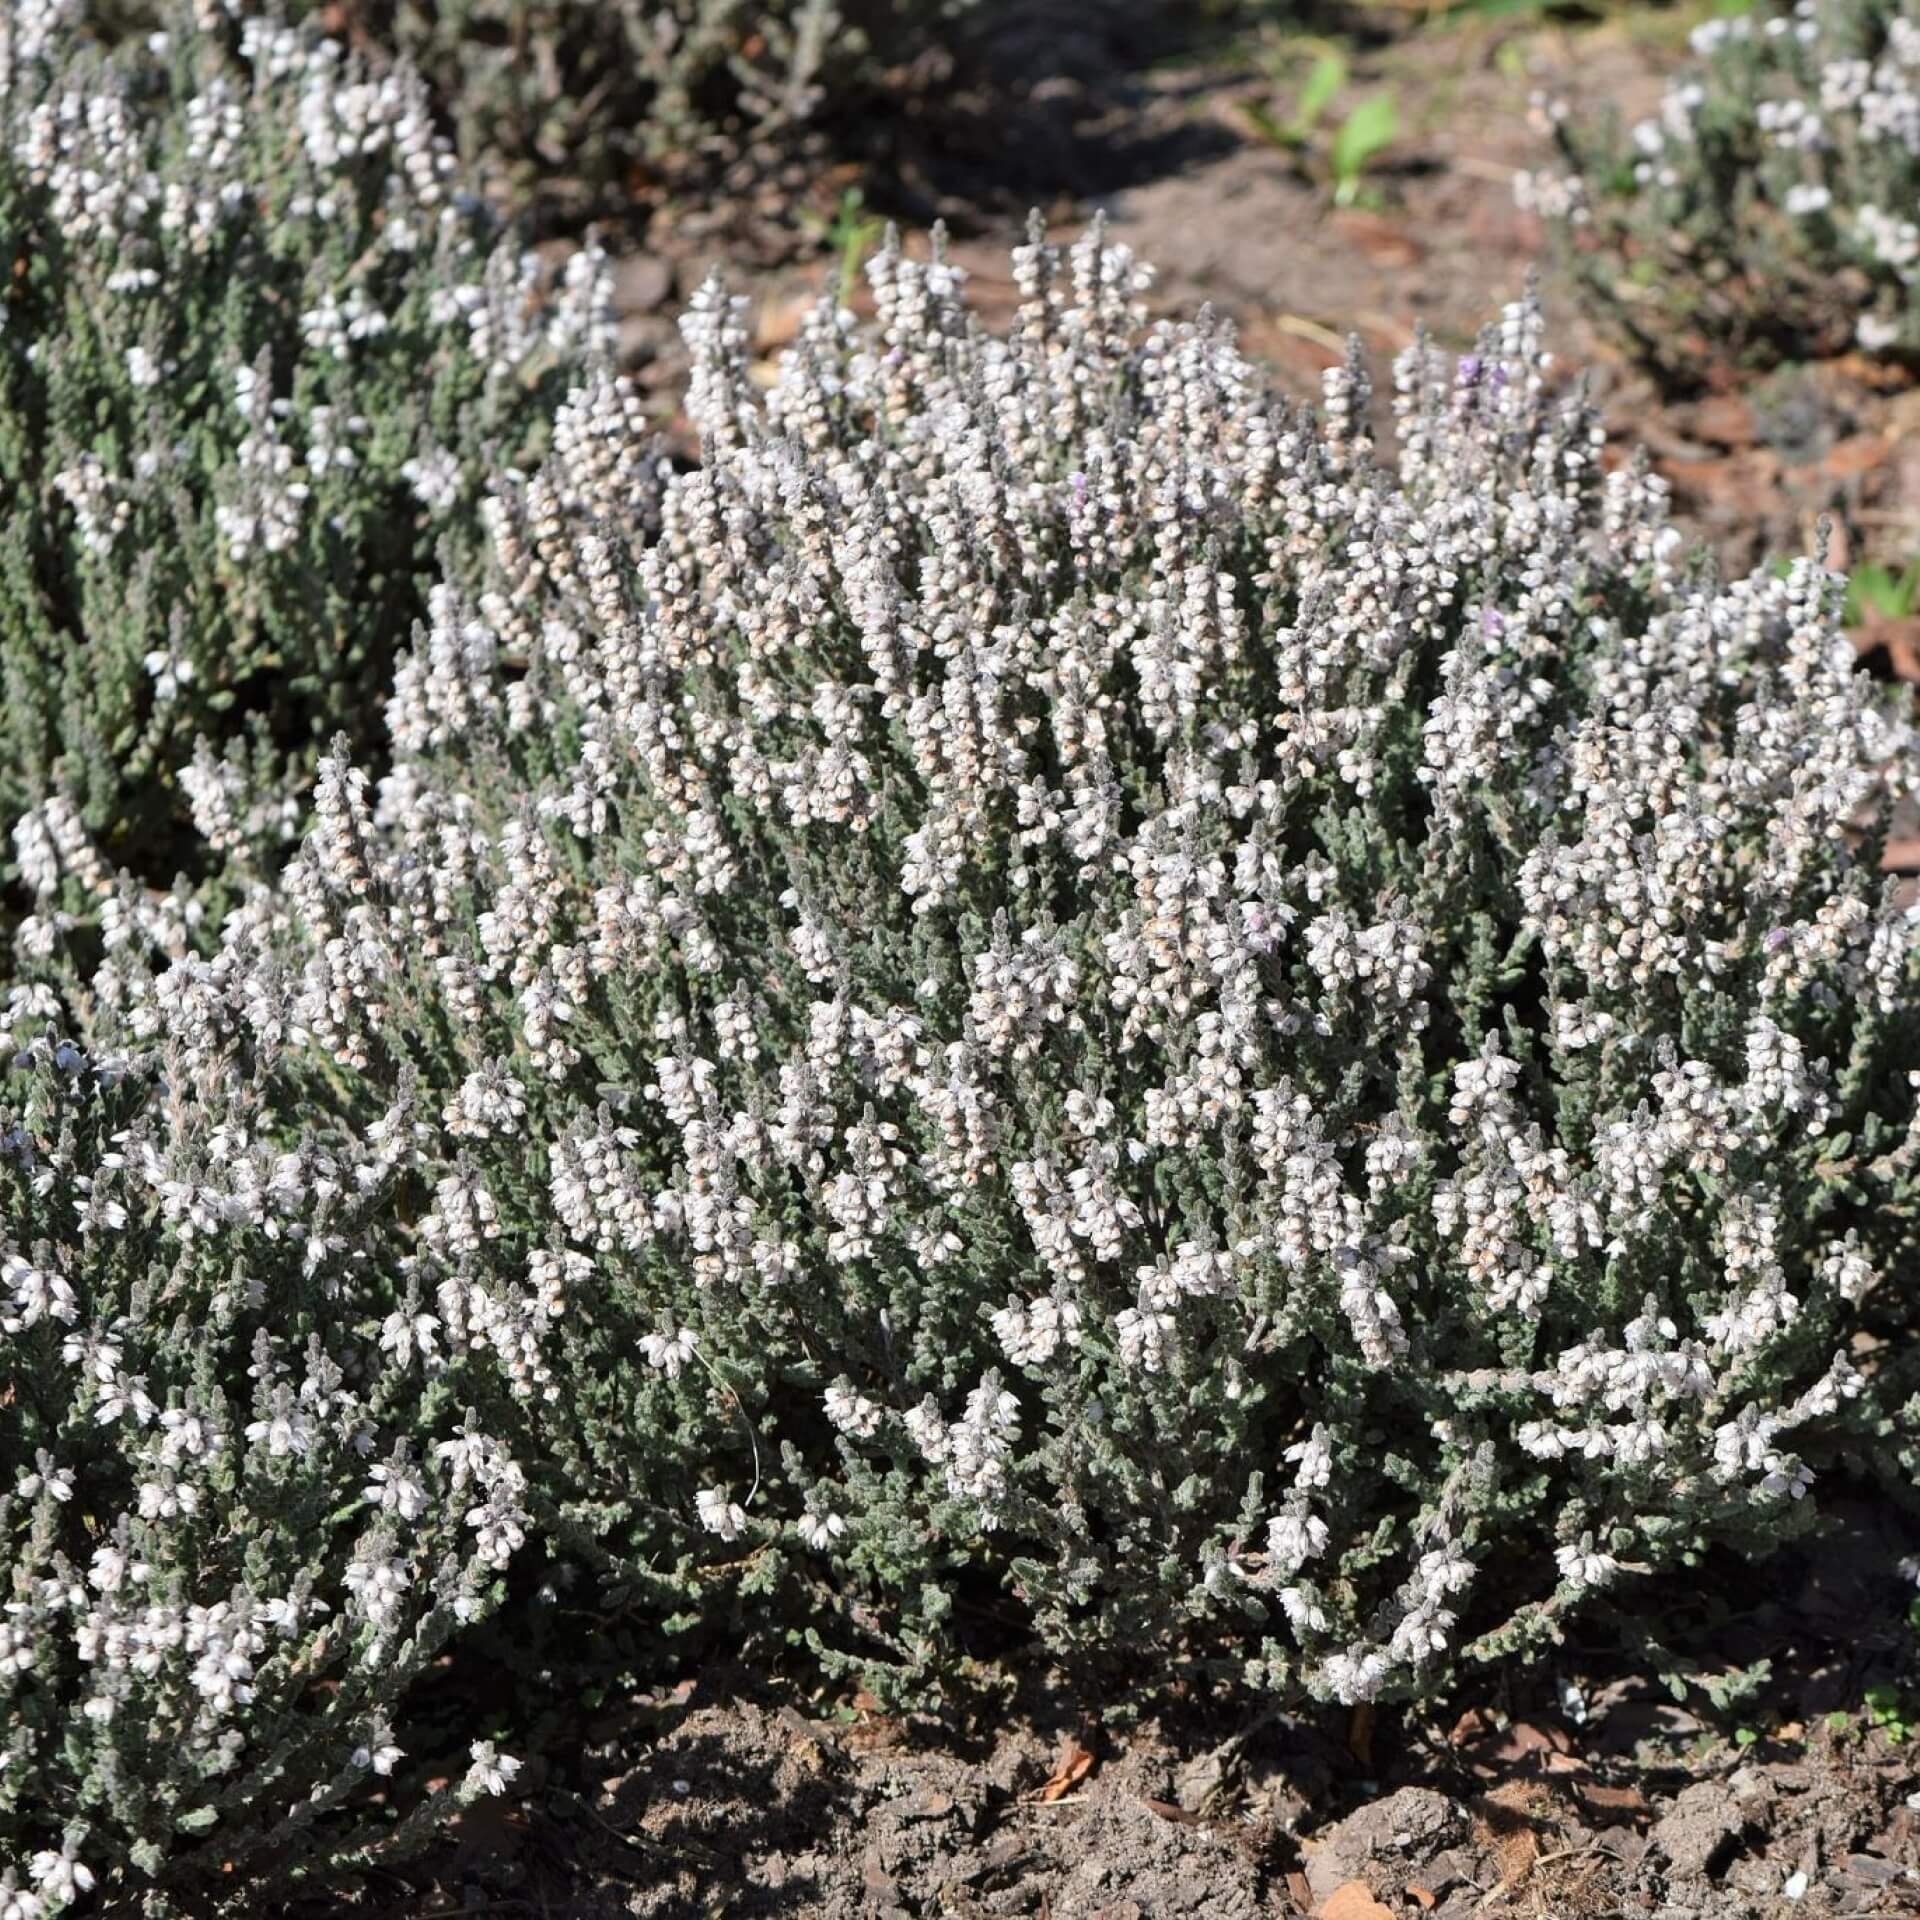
[1449,1707,1491,1747]
[1480,1720,1573,1764]
[1857,612,1920,683]
[1318,1882,1396,1920]
[1824,433,1892,478]
[1691,394,1758,447]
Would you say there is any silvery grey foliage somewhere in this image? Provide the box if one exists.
[9,221,1920,1908]
[1521,0,1920,373]
[0,0,608,912]
[0,1003,531,1914]
[286,0,991,213]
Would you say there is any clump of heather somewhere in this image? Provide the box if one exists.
[0,0,607,915]
[0,1001,532,1915]
[1520,0,1920,376]
[12,221,1920,1905]
[284,0,992,215]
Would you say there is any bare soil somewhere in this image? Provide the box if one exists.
[320,1500,1920,1920]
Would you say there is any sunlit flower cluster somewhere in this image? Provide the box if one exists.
[1521,0,1920,366]
[0,0,606,906]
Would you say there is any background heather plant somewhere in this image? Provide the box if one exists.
[0,0,607,916]
[1520,0,1920,378]
[288,0,994,217]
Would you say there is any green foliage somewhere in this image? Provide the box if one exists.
[1239,43,1398,204]
[800,185,888,307]
[1330,88,1398,202]
[1294,47,1350,134]
[0,1034,521,1915]
[1845,553,1920,626]
[7,210,1920,1912]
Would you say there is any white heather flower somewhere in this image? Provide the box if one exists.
[15,1459,73,1503]
[1320,1648,1390,1705]
[26,1849,92,1903]
[641,1325,697,1378]
[1284,1426,1333,1490]
[904,1398,951,1464]
[464,1741,522,1797]
[363,1464,429,1522]
[1266,1504,1329,1575]
[1555,1536,1619,1589]
[823,1382,883,1437]
[991,1292,1083,1367]
[443,1062,527,1138]
[1114,1303,1175,1373]
[797,1507,846,1550]
[695,1488,746,1541]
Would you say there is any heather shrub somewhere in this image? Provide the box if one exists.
[1520,0,1920,376]
[0,0,607,909]
[12,223,1920,1904]
[290,0,992,212]
[0,1000,531,1915]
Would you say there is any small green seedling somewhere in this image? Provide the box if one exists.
[1295,49,1350,135]
[1864,1685,1914,1743]
[1843,553,1920,628]
[1329,90,1399,205]
[1241,46,1348,152]
[1240,46,1397,208]
[799,186,886,308]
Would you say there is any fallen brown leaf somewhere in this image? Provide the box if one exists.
[1824,433,1892,478]
[1690,394,1758,448]
[1481,1779,1553,1817]
[1140,1795,1204,1825]
[753,291,818,354]
[1856,612,1920,684]
[1407,1886,1438,1911]
[1574,1781,1652,1825]
[1479,1719,1574,1764]
[1327,209,1424,269]
[1286,1869,1316,1914]
[1035,1729,1098,1803]
[1318,1882,1396,1920]
[1661,448,1784,521]
[1497,1825,1542,1889]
